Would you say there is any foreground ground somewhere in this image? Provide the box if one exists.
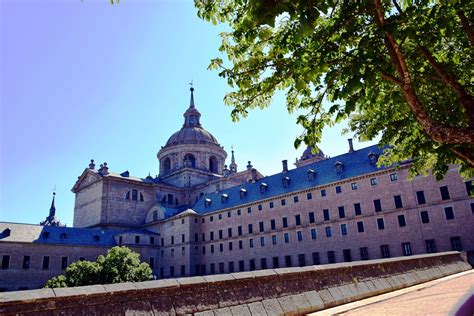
[312,270,474,315]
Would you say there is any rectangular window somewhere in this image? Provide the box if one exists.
[402,242,412,256]
[381,245,391,258]
[377,218,385,230]
[351,182,358,190]
[309,212,315,224]
[238,226,242,236]
[237,209,241,216]
[340,224,348,236]
[327,251,336,264]
[398,214,407,227]
[357,221,364,233]
[374,199,382,212]
[258,204,263,211]
[272,235,277,245]
[471,203,474,214]
[170,266,175,277]
[247,207,252,213]
[210,216,214,222]
[150,236,155,244]
[390,173,398,181]
[325,226,332,237]
[210,232,214,241]
[249,259,256,271]
[218,214,222,220]
[311,228,317,240]
[284,233,290,243]
[228,262,234,273]
[425,239,437,253]
[135,235,140,244]
[360,247,369,260]
[228,211,231,218]
[42,256,50,270]
[294,196,299,203]
[420,211,430,224]
[323,209,330,221]
[335,186,342,194]
[239,240,243,249]
[271,219,276,230]
[239,260,245,272]
[61,257,68,270]
[249,239,254,248]
[229,242,233,251]
[218,230,223,239]
[272,257,279,268]
[440,186,450,200]
[465,181,473,196]
[150,257,155,270]
[343,249,352,262]
[269,202,274,209]
[295,214,301,226]
[211,245,215,253]
[281,199,286,206]
[228,227,233,238]
[297,231,303,241]
[416,191,426,205]
[321,189,327,197]
[259,221,264,232]
[298,254,306,267]
[209,264,215,275]
[444,207,454,220]
[370,178,378,186]
[338,206,345,219]
[202,246,206,255]
[394,195,403,208]
[21,256,30,270]
[285,255,292,267]
[260,237,265,247]
[260,258,267,270]
[182,234,186,243]
[307,192,313,200]
[248,224,253,234]
[219,243,223,252]
[451,236,462,251]
[354,203,362,216]
[282,217,288,228]
[312,252,320,265]
[218,263,224,274]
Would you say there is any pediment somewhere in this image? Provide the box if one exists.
[71,169,102,193]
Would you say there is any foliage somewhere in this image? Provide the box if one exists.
[195,0,474,179]
[44,246,152,288]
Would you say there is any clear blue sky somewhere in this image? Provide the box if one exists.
[0,0,377,226]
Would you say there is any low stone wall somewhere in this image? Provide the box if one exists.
[0,252,471,315]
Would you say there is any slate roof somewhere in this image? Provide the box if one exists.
[192,144,390,214]
[0,222,120,247]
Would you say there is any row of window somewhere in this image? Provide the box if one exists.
[158,236,463,277]
[125,189,145,202]
[202,184,469,224]
[0,256,85,270]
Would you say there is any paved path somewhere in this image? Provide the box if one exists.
[312,270,474,316]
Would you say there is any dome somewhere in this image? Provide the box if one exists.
[301,146,325,160]
[165,126,219,146]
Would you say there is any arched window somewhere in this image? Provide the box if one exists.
[162,157,171,175]
[125,191,130,200]
[209,156,218,173]
[183,154,196,168]
[140,193,144,202]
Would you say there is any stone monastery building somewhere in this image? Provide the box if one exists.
[1,88,473,291]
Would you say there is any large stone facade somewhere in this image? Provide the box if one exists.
[0,88,473,291]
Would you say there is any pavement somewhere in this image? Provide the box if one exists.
[311,270,474,316]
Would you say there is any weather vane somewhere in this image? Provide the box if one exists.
[189,80,193,88]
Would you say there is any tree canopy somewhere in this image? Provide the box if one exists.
[44,246,152,288]
[195,0,474,179]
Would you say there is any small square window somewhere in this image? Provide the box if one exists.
[307,192,312,200]
[370,178,378,186]
[269,202,274,209]
[293,196,299,203]
[281,199,286,206]
[258,204,263,211]
[390,173,398,181]
[335,186,342,194]
[351,183,358,190]
[247,207,252,213]
[321,189,326,197]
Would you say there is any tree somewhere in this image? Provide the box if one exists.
[195,0,474,179]
[44,246,152,288]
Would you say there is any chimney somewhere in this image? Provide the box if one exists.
[282,160,288,172]
[348,139,354,153]
[251,168,257,182]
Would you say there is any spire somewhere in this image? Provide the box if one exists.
[49,191,56,218]
[229,145,238,173]
[189,81,195,108]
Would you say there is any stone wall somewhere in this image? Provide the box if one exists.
[0,252,470,315]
